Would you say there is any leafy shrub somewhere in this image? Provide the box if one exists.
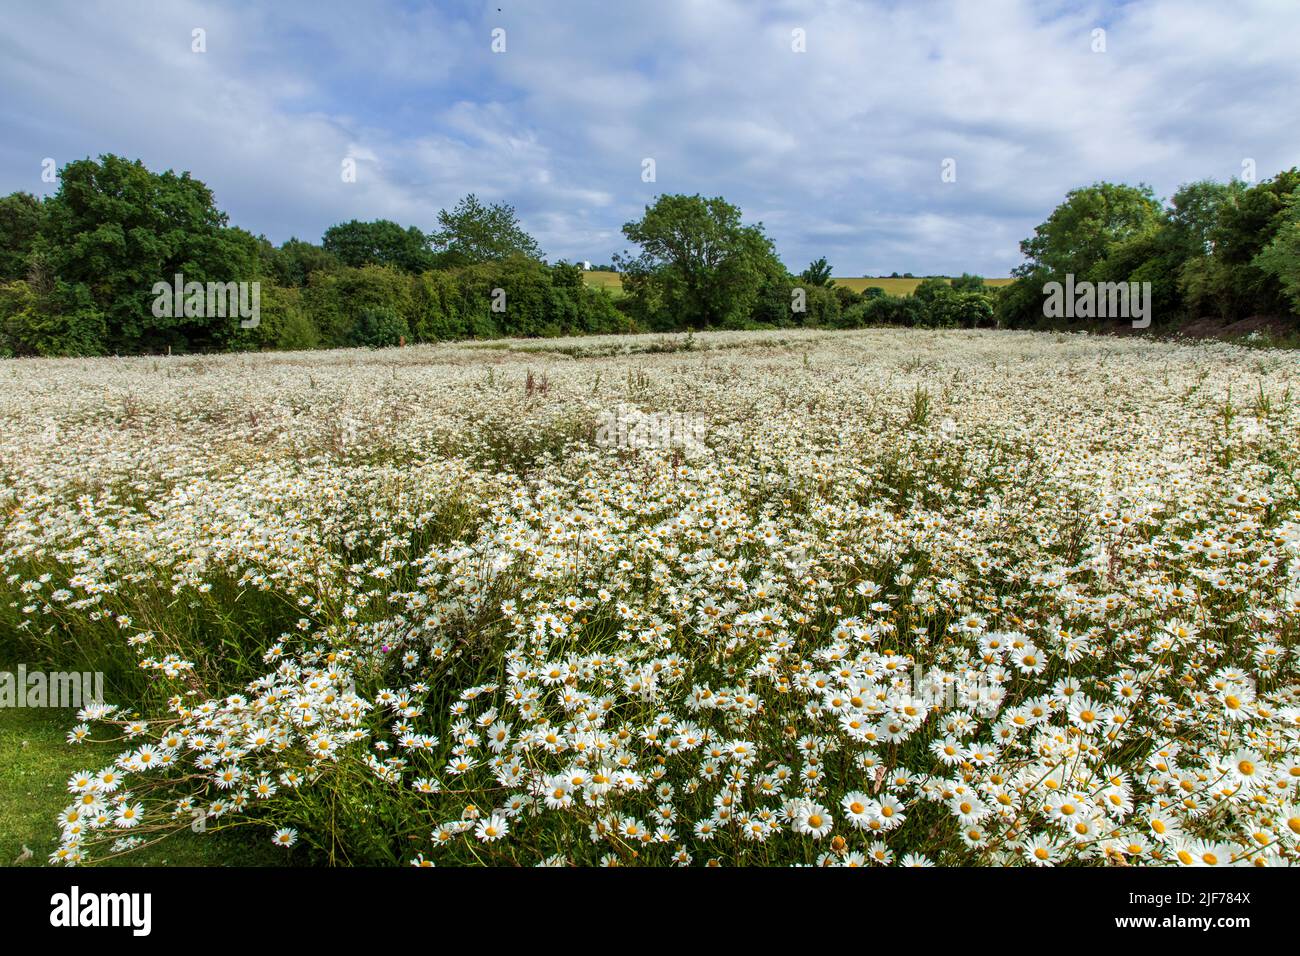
[0,279,106,356]
[351,306,410,348]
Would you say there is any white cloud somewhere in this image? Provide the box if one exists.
[1,0,1297,274]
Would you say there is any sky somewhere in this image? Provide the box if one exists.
[2,0,1298,276]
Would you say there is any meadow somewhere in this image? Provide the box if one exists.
[2,327,1298,867]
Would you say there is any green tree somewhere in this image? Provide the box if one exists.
[267,286,320,351]
[1165,180,1235,258]
[940,290,996,328]
[1209,168,1300,316]
[351,306,410,348]
[799,257,835,288]
[34,154,262,351]
[1178,254,1236,320]
[908,279,993,328]
[994,269,1051,328]
[614,194,786,330]
[1016,182,1163,279]
[950,273,985,292]
[0,278,106,357]
[861,292,926,327]
[1252,188,1300,317]
[271,238,341,286]
[322,220,433,273]
[302,265,415,348]
[792,284,841,327]
[0,192,46,281]
[429,194,542,266]
[912,277,952,304]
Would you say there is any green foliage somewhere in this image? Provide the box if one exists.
[1211,169,1300,317]
[939,290,996,328]
[904,279,997,328]
[1165,180,1233,258]
[446,256,625,338]
[799,256,835,287]
[35,154,263,352]
[905,385,933,428]
[950,273,985,292]
[0,706,285,868]
[246,284,320,351]
[0,192,45,281]
[429,194,542,266]
[322,220,433,273]
[1001,170,1300,331]
[857,292,928,328]
[911,277,951,304]
[270,238,342,287]
[832,284,862,310]
[995,271,1051,328]
[1253,193,1300,315]
[303,265,416,348]
[0,278,106,357]
[614,194,787,330]
[793,283,841,327]
[409,269,470,342]
[1016,182,1163,279]
[285,256,626,348]
[351,306,410,348]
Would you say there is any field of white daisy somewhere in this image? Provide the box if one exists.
[2,327,1298,867]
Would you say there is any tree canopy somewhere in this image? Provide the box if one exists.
[614,194,786,330]
[34,154,262,351]
[1015,182,1164,279]
[429,193,542,266]
[322,219,434,273]
[799,257,835,287]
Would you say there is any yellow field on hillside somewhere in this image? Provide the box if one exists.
[583,269,625,292]
[582,271,1013,296]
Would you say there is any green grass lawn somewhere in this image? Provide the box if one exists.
[0,705,286,867]
[581,270,1013,297]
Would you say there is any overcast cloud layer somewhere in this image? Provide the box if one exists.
[2,0,1298,276]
